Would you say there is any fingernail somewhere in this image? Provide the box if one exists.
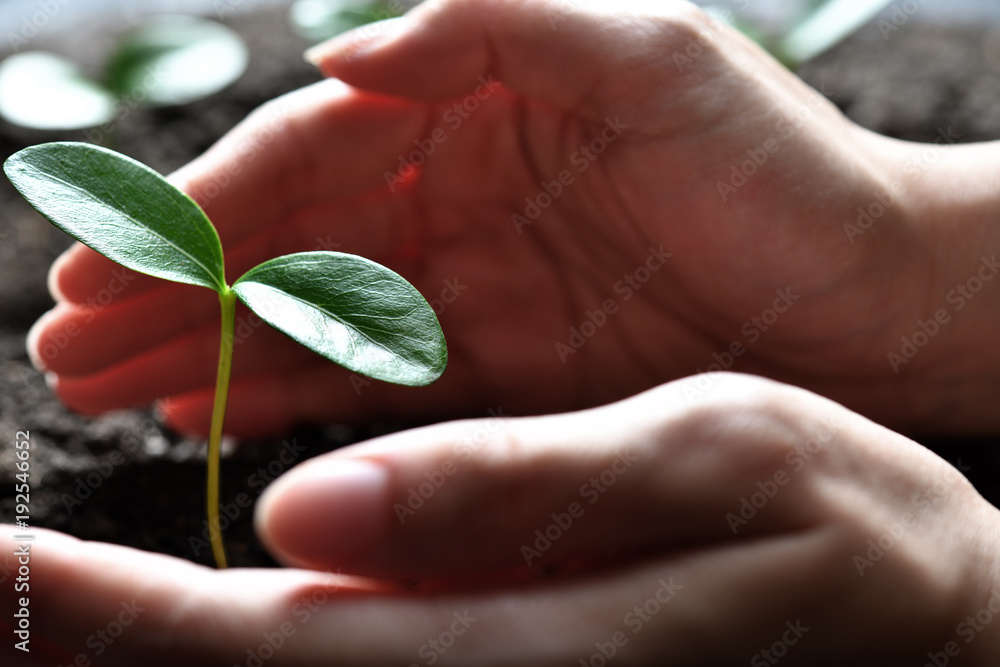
[255,458,388,569]
[304,16,411,69]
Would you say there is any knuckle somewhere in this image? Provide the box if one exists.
[659,374,841,484]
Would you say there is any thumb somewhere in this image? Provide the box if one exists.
[304,0,726,123]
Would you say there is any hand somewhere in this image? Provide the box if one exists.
[4,374,999,666]
[26,0,1000,436]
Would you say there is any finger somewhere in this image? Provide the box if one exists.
[27,284,217,375]
[0,516,963,667]
[0,524,775,666]
[0,526,413,667]
[157,352,490,437]
[48,315,318,415]
[0,620,77,666]
[308,0,714,123]
[0,525,880,666]
[49,78,430,306]
[46,244,164,306]
[254,374,849,579]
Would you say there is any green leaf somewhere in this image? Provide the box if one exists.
[0,52,117,130]
[233,252,447,386]
[3,142,226,292]
[105,16,248,106]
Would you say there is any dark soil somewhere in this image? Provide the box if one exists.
[1,12,999,569]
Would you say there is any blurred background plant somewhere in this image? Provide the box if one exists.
[288,0,419,43]
[286,0,895,67]
[281,0,1000,98]
[705,0,894,68]
[0,0,992,135]
[0,15,247,135]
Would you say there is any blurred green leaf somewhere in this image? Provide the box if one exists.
[706,0,895,68]
[4,142,226,292]
[290,0,409,43]
[0,52,116,130]
[233,251,447,386]
[106,15,248,106]
[781,0,895,65]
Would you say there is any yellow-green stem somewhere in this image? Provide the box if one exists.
[208,288,236,569]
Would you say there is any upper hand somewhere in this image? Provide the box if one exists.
[26,0,971,435]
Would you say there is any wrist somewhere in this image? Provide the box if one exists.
[959,503,1000,666]
[855,133,1000,434]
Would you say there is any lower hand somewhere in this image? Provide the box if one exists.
[4,375,998,666]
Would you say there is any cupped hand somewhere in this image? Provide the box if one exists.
[28,0,938,435]
[4,375,999,666]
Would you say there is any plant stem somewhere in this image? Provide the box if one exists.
[208,287,237,569]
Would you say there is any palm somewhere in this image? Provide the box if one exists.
[330,71,910,418]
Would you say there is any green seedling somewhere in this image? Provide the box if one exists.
[705,0,895,68]
[0,16,247,133]
[3,142,448,568]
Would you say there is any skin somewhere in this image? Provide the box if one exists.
[6,0,1000,663]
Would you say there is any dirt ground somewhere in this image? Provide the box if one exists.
[0,10,999,569]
